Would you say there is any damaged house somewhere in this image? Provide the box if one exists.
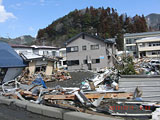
[65,32,116,71]
[20,53,61,76]
[0,42,26,83]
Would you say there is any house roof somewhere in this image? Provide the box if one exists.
[31,45,59,50]
[9,44,33,48]
[136,36,160,43]
[65,32,115,45]
[124,31,160,37]
[20,53,61,62]
[20,53,43,61]
[0,42,27,68]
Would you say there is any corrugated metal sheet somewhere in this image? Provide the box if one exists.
[119,77,160,101]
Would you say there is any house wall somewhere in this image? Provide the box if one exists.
[66,35,113,71]
[29,61,36,75]
[34,49,58,56]
[45,61,53,75]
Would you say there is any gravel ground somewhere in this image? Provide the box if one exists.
[46,71,94,88]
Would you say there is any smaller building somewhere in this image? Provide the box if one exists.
[20,53,60,76]
[136,36,160,58]
[10,44,33,54]
[11,44,67,70]
[31,45,59,57]
[65,32,116,71]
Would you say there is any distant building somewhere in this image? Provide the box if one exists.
[124,31,160,57]
[65,32,116,71]
[58,48,67,69]
[136,36,160,58]
[10,44,33,54]
[11,44,67,70]
[31,45,59,57]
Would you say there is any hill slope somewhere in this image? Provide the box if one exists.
[0,35,36,45]
[36,7,148,50]
[146,13,160,31]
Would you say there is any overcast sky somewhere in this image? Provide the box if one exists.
[0,0,160,38]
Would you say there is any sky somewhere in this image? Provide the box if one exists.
[0,0,160,38]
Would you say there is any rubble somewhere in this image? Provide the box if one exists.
[1,66,160,120]
[134,58,160,75]
[18,69,71,84]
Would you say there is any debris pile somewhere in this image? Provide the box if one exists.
[18,69,71,84]
[1,67,160,119]
[134,58,160,75]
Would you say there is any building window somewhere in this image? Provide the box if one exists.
[66,46,78,52]
[63,61,67,65]
[92,59,100,64]
[43,51,49,55]
[91,44,99,50]
[82,45,86,50]
[82,34,85,39]
[52,51,56,56]
[67,60,79,66]
[83,59,87,64]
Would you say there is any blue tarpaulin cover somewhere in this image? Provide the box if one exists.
[32,74,47,88]
[0,42,26,68]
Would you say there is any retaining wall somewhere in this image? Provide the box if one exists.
[0,96,123,120]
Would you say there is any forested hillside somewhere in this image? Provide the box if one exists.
[37,7,148,50]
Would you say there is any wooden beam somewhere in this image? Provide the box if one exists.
[44,94,75,100]
[43,92,133,100]
[85,93,133,99]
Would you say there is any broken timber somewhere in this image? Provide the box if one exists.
[43,92,133,100]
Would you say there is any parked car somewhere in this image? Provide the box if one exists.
[149,60,160,66]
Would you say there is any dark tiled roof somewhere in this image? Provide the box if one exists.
[65,32,115,45]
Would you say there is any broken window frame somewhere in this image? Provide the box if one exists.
[67,60,79,66]
[91,44,99,50]
[92,59,100,64]
[82,45,87,50]
[66,46,79,52]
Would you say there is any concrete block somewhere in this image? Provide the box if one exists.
[27,103,43,114]
[64,112,93,120]
[64,112,123,120]
[14,100,29,109]
[0,97,15,105]
[41,105,63,119]
[91,115,123,120]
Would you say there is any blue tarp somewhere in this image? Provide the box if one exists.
[32,74,47,88]
[0,42,27,68]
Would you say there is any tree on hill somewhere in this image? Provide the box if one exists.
[36,7,148,50]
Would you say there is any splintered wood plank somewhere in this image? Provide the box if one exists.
[85,93,133,99]
[43,92,133,100]
[44,94,75,100]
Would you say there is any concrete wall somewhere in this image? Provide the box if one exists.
[66,35,114,71]
[0,97,123,120]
